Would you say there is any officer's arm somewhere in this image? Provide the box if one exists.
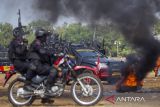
[39,48,47,54]
[33,43,48,55]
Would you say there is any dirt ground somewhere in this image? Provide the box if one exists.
[0,73,160,107]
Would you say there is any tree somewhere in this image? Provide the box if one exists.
[56,23,92,42]
[26,20,54,44]
[28,19,53,31]
[0,23,13,47]
[55,23,133,57]
[154,20,160,35]
[89,24,133,57]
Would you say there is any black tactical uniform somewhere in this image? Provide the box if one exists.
[8,28,29,74]
[27,28,57,94]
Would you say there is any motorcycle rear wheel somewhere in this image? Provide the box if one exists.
[8,79,35,106]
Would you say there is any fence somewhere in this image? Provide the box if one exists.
[0,50,12,66]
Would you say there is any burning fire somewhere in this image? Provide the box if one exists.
[123,72,137,87]
[123,72,143,87]
[116,64,143,92]
[154,56,160,77]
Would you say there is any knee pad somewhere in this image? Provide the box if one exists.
[50,68,57,76]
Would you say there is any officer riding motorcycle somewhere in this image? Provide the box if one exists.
[27,28,58,100]
[7,28,103,107]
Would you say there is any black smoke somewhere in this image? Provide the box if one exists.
[34,0,160,81]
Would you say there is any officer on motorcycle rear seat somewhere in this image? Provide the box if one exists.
[8,27,36,90]
[27,28,58,101]
[8,27,30,77]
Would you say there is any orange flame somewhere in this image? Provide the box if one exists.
[123,72,137,87]
[154,56,160,77]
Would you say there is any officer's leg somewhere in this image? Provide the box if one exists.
[37,64,57,90]
[24,69,37,91]
[46,68,57,89]
[37,65,57,103]
[21,61,30,73]
[13,60,28,74]
[24,60,38,91]
[36,64,50,75]
[25,61,37,80]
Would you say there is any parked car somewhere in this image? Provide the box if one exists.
[107,58,125,73]
[69,44,111,81]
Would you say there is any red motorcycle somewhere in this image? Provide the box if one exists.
[7,53,103,106]
[73,56,110,81]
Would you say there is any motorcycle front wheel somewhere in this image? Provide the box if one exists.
[8,79,34,106]
[71,73,103,106]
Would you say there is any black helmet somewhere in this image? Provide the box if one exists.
[35,28,47,38]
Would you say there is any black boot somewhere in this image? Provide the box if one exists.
[41,84,54,104]
[45,83,53,95]
[41,98,54,104]
[44,68,57,95]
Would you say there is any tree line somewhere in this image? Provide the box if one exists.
[0,19,160,57]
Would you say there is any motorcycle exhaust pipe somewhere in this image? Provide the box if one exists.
[17,76,26,82]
